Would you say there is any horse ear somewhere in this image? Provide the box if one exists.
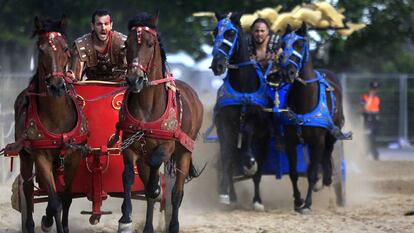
[151,9,160,26]
[214,11,222,21]
[297,22,307,36]
[59,14,68,29]
[34,16,43,32]
[232,12,242,24]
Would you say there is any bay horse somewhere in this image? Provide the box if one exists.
[210,12,273,209]
[10,16,87,232]
[113,12,203,233]
[276,24,351,214]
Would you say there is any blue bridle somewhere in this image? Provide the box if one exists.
[279,32,309,71]
[212,18,239,59]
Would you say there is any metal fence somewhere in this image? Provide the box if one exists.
[340,73,414,144]
[0,72,29,183]
[0,71,413,182]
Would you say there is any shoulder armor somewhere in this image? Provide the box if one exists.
[74,33,97,66]
[111,31,127,66]
[268,34,280,53]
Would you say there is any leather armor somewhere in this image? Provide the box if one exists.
[73,31,127,81]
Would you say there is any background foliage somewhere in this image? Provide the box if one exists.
[0,0,413,73]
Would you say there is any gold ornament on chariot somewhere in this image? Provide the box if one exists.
[76,95,86,109]
[112,93,124,110]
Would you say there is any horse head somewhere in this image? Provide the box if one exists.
[278,23,309,84]
[33,15,71,97]
[125,10,166,93]
[210,12,242,76]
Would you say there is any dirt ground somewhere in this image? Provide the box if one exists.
[1,105,414,233]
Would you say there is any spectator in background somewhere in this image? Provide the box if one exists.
[361,80,381,160]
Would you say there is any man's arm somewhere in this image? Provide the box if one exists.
[67,45,85,81]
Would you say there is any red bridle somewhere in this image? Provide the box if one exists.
[39,32,73,85]
[128,26,158,75]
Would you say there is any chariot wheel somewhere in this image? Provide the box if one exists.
[332,140,346,207]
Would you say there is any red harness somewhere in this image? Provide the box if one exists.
[118,74,194,152]
[3,85,88,156]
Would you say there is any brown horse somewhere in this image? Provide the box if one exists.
[12,16,87,233]
[114,12,203,233]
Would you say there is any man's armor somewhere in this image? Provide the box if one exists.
[247,33,280,58]
[73,31,127,81]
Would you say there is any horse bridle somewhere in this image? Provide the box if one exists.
[39,32,73,87]
[212,13,239,60]
[128,26,158,82]
[279,32,309,73]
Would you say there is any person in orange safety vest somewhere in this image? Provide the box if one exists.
[360,80,381,160]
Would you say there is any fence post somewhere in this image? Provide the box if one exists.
[341,73,348,95]
[399,74,409,145]
[0,103,5,184]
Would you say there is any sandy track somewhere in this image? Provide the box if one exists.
[1,108,414,232]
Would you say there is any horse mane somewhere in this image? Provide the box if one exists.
[32,19,66,37]
[28,72,38,86]
[128,12,167,76]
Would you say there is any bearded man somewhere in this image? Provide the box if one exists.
[67,10,127,81]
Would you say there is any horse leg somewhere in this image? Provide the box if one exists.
[322,135,335,186]
[218,136,232,204]
[118,149,136,233]
[146,146,170,199]
[252,136,267,211]
[61,151,81,233]
[138,157,155,233]
[35,154,64,233]
[20,151,35,233]
[302,139,325,214]
[168,152,190,233]
[241,124,257,176]
[228,154,238,204]
[285,130,303,211]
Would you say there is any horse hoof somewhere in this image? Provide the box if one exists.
[294,199,305,211]
[313,178,324,192]
[219,194,230,205]
[253,201,264,212]
[41,216,53,232]
[298,207,312,215]
[118,222,133,233]
[405,210,414,216]
[243,161,258,176]
[143,226,154,233]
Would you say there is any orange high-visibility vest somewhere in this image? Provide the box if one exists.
[362,94,380,113]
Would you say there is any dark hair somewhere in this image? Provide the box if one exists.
[91,10,112,23]
[250,18,270,31]
[128,12,155,30]
[32,18,66,37]
[370,81,379,88]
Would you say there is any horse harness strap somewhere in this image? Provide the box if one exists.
[278,70,336,129]
[118,74,194,152]
[3,84,88,157]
